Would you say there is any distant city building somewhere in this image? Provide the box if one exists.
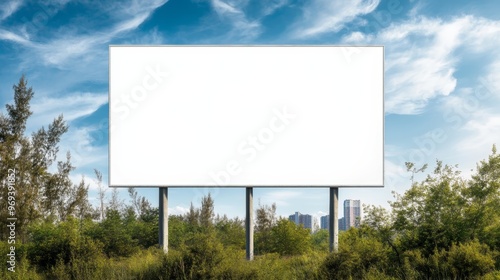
[344,199,361,230]
[320,215,329,230]
[320,199,361,231]
[288,212,313,230]
[300,214,312,229]
[289,212,300,224]
[339,217,346,231]
[320,215,347,231]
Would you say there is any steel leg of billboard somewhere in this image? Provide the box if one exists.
[329,187,339,252]
[159,187,168,253]
[246,187,254,260]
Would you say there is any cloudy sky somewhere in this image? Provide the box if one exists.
[1,0,499,222]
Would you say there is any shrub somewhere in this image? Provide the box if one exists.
[448,240,496,279]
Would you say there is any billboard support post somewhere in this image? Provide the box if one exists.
[329,187,339,252]
[246,187,254,260]
[159,187,168,253]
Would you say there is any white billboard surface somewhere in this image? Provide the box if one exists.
[109,46,383,187]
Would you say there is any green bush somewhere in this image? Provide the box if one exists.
[401,241,496,279]
[87,210,139,257]
[320,228,391,279]
[268,219,311,256]
[0,242,41,280]
[26,217,105,279]
[448,240,496,279]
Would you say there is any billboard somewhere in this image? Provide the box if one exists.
[109,46,383,187]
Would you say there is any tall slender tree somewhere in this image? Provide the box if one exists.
[0,76,89,240]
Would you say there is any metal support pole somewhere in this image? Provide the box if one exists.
[246,187,254,260]
[159,187,168,253]
[329,187,339,252]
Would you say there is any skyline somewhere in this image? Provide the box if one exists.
[1,0,499,220]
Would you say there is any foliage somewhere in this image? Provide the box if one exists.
[215,214,245,249]
[268,218,312,256]
[321,227,392,279]
[87,209,139,257]
[27,216,104,280]
[0,76,92,242]
[311,229,329,251]
[2,75,500,279]
[254,202,277,254]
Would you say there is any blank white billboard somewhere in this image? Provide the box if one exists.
[109,46,383,187]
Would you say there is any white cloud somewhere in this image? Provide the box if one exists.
[0,0,22,21]
[384,158,409,189]
[343,15,500,115]
[169,206,190,216]
[211,0,261,40]
[67,130,108,169]
[123,27,165,45]
[0,0,168,68]
[0,28,32,46]
[33,7,160,67]
[29,93,109,177]
[28,92,108,129]
[292,0,380,38]
[483,60,500,94]
[456,111,500,152]
[261,0,289,17]
[69,173,109,191]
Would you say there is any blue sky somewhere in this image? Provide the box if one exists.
[1,0,499,223]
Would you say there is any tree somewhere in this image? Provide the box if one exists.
[391,161,467,256]
[199,193,215,228]
[108,187,122,212]
[322,226,392,279]
[0,76,79,241]
[184,194,215,231]
[268,218,311,256]
[94,169,106,221]
[215,215,245,249]
[405,162,428,185]
[254,202,277,254]
[186,202,199,228]
[463,145,500,248]
[311,229,329,251]
[128,187,152,218]
[90,209,138,257]
[255,202,277,232]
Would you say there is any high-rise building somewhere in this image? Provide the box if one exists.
[320,215,347,231]
[320,215,329,230]
[300,214,312,229]
[338,217,346,231]
[288,212,313,230]
[289,212,300,224]
[320,200,361,231]
[344,199,361,230]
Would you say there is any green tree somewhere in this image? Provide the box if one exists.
[169,214,187,249]
[463,145,500,248]
[0,76,83,241]
[269,218,311,256]
[186,202,200,229]
[199,193,215,229]
[311,229,329,251]
[128,187,152,218]
[215,215,245,249]
[184,194,215,232]
[254,202,277,254]
[27,216,102,271]
[391,161,467,256]
[321,226,392,279]
[89,209,138,257]
[94,169,106,221]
